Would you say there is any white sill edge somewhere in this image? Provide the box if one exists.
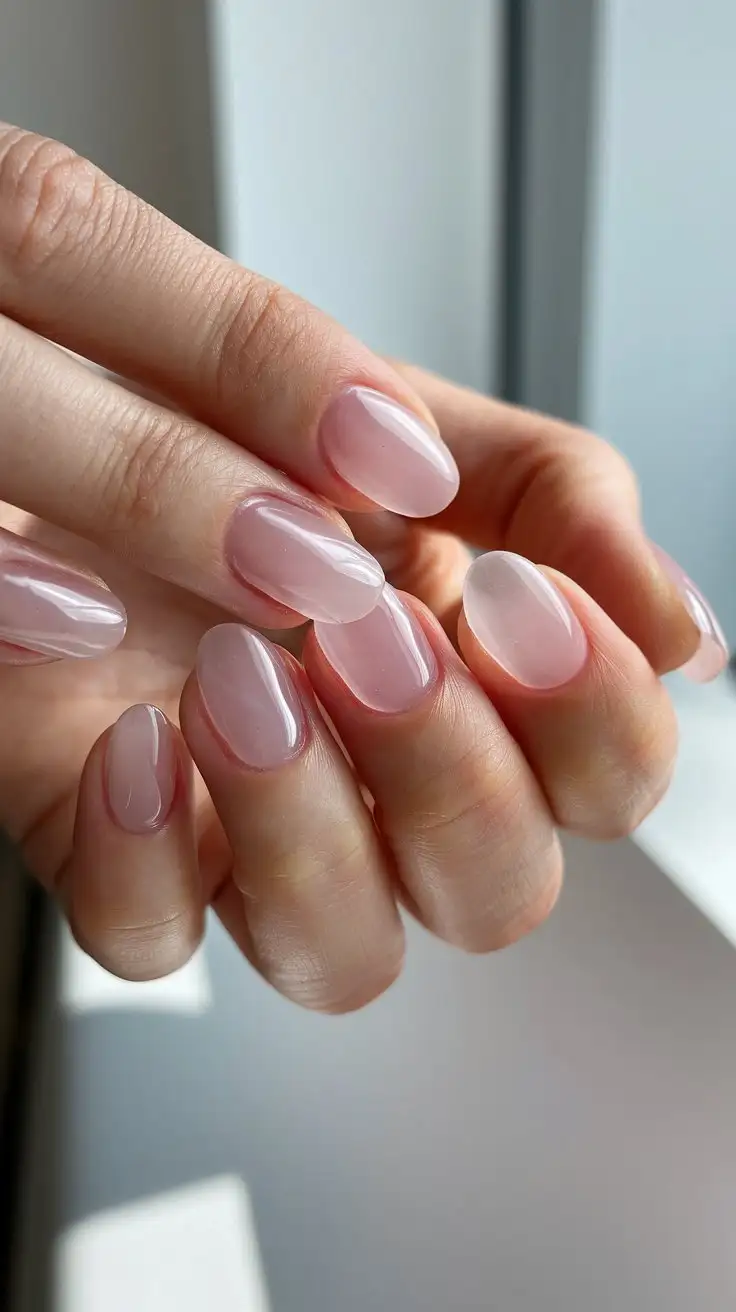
[634,672,736,949]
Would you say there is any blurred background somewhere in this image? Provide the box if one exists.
[1,2,735,1309]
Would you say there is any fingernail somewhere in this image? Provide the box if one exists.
[197,624,306,768]
[319,386,460,518]
[105,705,176,834]
[314,584,437,713]
[653,546,729,682]
[0,559,127,662]
[225,494,384,622]
[463,552,588,689]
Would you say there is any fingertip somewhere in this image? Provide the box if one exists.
[459,552,590,693]
[0,527,128,661]
[651,543,729,680]
[67,704,202,982]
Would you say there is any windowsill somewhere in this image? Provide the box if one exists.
[635,672,736,949]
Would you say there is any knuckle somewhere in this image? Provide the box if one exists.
[0,126,109,279]
[98,409,208,541]
[399,718,525,854]
[208,273,329,406]
[503,424,640,552]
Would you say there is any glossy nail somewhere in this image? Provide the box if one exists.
[0,558,127,662]
[653,546,729,682]
[197,624,306,768]
[463,552,588,689]
[105,705,176,834]
[226,494,383,623]
[314,584,437,713]
[319,386,460,518]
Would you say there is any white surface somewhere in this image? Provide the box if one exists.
[209,0,502,393]
[637,675,736,947]
[56,1177,270,1312]
[583,0,736,643]
[61,931,212,1017]
[55,835,736,1312]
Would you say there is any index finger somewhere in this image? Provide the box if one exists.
[0,125,458,519]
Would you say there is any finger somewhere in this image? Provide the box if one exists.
[64,705,203,981]
[460,552,678,838]
[391,362,726,676]
[0,125,458,519]
[303,587,563,953]
[0,316,386,628]
[341,508,473,634]
[179,624,404,1014]
[0,525,126,663]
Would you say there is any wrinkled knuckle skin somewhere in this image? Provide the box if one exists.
[100,413,207,542]
[210,276,327,407]
[0,126,111,283]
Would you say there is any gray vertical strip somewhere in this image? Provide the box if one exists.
[502,0,600,422]
[499,0,527,402]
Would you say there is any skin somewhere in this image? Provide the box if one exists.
[0,124,709,1011]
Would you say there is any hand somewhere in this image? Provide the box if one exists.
[0,127,726,1010]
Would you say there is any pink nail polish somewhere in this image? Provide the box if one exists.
[314,584,438,713]
[105,705,176,834]
[0,558,127,662]
[653,546,729,682]
[319,386,460,518]
[225,494,384,623]
[197,624,306,768]
[463,552,588,689]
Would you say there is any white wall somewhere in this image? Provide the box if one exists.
[583,0,736,642]
[0,0,217,245]
[209,0,501,392]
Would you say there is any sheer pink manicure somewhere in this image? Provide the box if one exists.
[0,556,127,664]
[314,585,438,713]
[464,552,588,689]
[105,705,176,834]
[653,546,729,682]
[197,624,306,769]
[226,494,384,623]
[319,386,460,518]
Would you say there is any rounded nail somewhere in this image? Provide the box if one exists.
[0,559,127,661]
[314,584,438,713]
[197,624,306,769]
[225,494,384,623]
[463,552,589,689]
[652,546,729,683]
[105,705,176,835]
[319,386,460,518]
